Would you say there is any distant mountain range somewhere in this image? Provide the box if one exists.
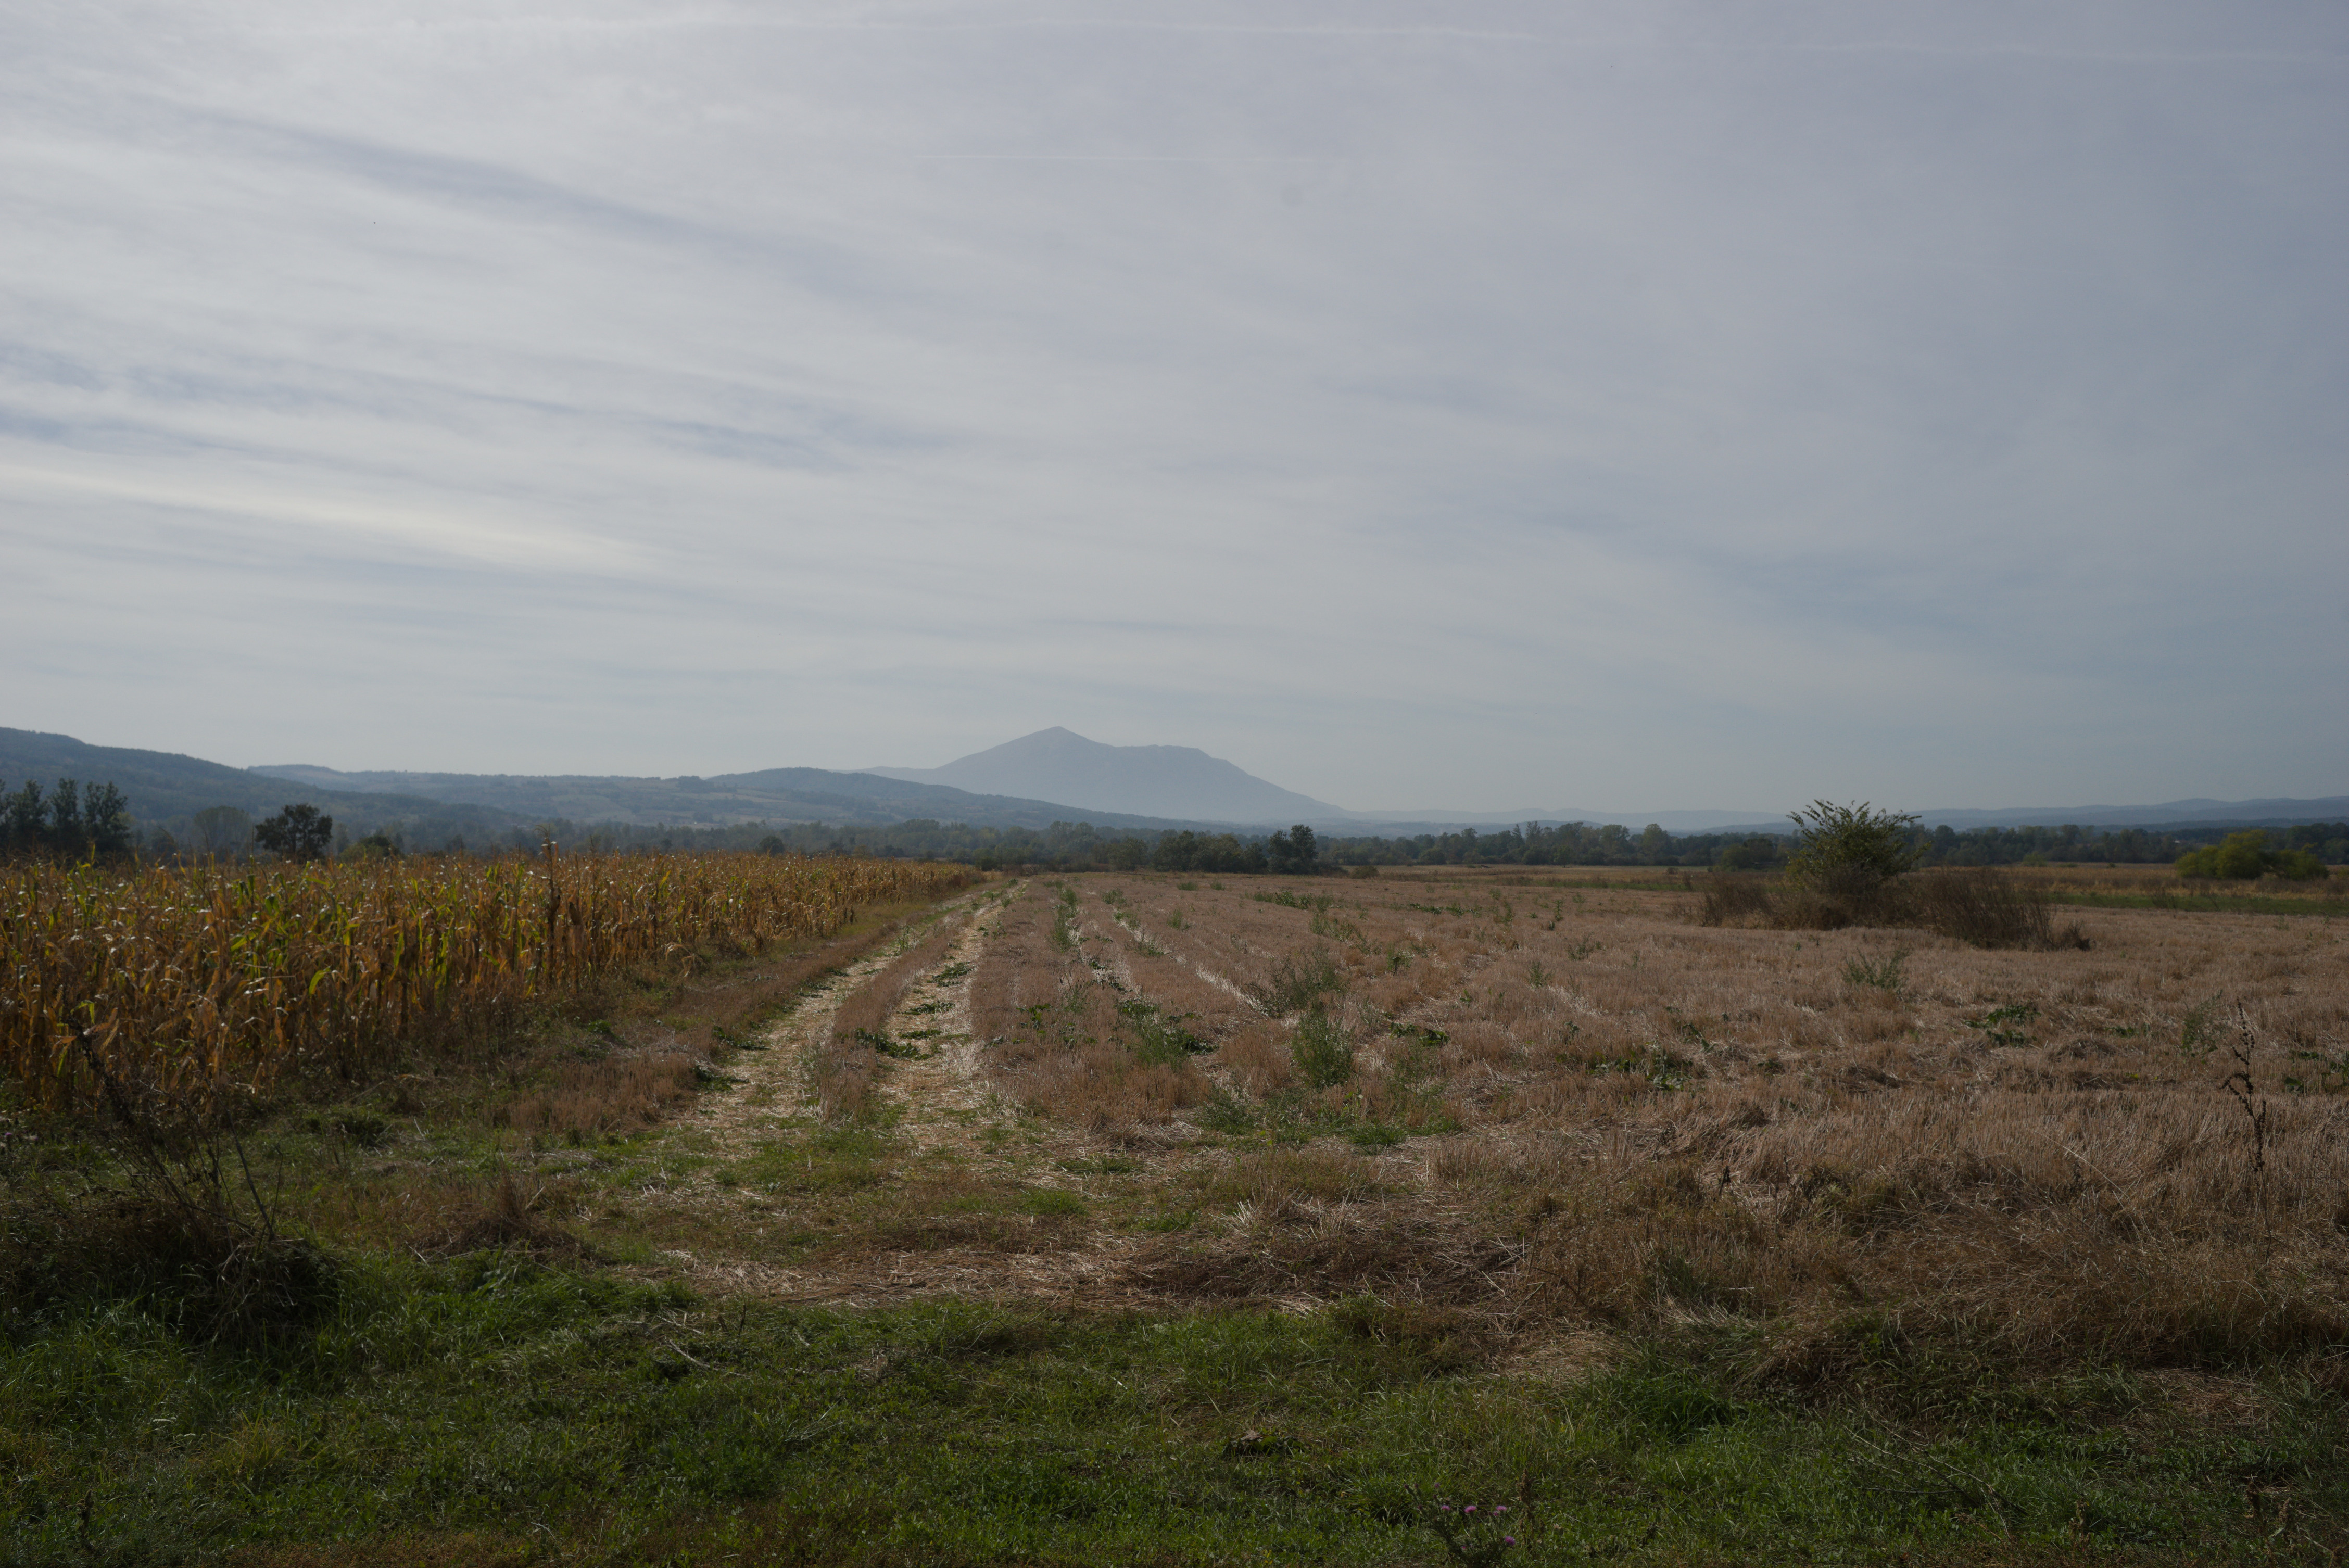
[1909,798,2349,830]
[866,730,2349,834]
[246,760,1191,833]
[0,728,499,829]
[5,725,2341,840]
[865,728,1343,824]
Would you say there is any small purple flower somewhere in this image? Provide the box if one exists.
[1464,1504,1477,1514]
[1494,1506,1508,1515]
[1439,1504,1453,1512]
[1503,1537,1517,1547]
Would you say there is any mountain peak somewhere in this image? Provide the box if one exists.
[866,729,1346,824]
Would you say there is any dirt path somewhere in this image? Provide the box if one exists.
[638,881,1154,1306]
[865,883,1018,1159]
[689,883,1009,1158]
[618,879,1551,1331]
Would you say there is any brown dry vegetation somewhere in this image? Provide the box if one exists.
[2,850,969,1116]
[924,868,2349,1392]
[809,904,983,1121]
[964,883,1224,1132]
[16,862,2349,1561]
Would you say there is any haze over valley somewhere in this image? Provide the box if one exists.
[8,726,2343,851]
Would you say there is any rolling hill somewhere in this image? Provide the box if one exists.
[249,760,1206,833]
[0,728,513,832]
[865,727,1347,824]
[11,726,2341,845]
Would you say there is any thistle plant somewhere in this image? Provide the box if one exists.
[1426,1498,1519,1566]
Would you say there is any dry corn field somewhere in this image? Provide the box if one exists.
[707,867,2349,1378]
[0,850,966,1116]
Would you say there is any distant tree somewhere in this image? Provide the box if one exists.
[80,782,133,857]
[1154,830,1258,875]
[1785,801,1921,897]
[2176,830,2328,881]
[254,803,335,863]
[1267,824,1319,875]
[190,805,254,860]
[1,780,45,854]
[0,777,133,858]
[1151,830,1201,874]
[1714,835,1779,872]
[45,780,83,853]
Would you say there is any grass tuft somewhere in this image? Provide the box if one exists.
[1249,946,1346,1015]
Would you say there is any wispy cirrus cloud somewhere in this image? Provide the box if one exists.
[4,0,2344,810]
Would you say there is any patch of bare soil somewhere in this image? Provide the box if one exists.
[866,888,1028,1161]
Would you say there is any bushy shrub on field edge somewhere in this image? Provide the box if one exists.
[1699,865,2087,950]
[1783,801,1919,899]
[2176,829,2329,881]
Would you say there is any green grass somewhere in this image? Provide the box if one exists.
[7,1260,2344,1565]
[11,874,2349,1564]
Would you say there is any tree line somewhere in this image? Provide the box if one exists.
[1311,819,2347,872]
[12,772,2344,879]
[2,781,343,864]
[1,778,134,859]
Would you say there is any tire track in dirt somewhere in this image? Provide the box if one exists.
[688,884,1003,1157]
[864,882,1028,1160]
[643,882,1163,1306]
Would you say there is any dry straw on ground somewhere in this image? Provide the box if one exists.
[918,867,2349,1378]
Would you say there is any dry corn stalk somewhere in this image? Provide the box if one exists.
[2,848,965,1115]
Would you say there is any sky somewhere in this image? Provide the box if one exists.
[5,1,2345,816]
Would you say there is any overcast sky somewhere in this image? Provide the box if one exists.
[6,1,2344,815]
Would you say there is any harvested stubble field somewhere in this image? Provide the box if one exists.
[7,861,2348,1565]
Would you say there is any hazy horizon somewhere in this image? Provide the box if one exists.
[7,3,2345,812]
[12,720,2344,833]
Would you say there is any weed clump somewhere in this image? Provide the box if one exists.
[1,1190,338,1349]
[1328,1294,1494,1377]
[1121,998,1210,1067]
[1290,1006,1355,1089]
[1,1098,339,1350]
[1904,866,2088,949]
[1841,949,1908,991]
[1700,866,2087,950]
[428,1172,599,1261]
[1251,947,1346,1015]
[1698,873,1775,926]
[495,1054,701,1138]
